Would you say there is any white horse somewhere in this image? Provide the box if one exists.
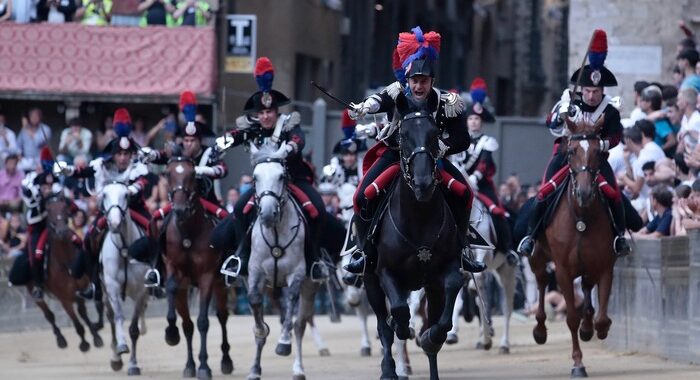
[445,196,516,354]
[100,182,150,375]
[246,143,317,380]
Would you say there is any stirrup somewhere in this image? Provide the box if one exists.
[144,269,161,288]
[517,236,534,257]
[310,261,329,283]
[613,236,631,257]
[220,254,242,282]
[76,283,95,300]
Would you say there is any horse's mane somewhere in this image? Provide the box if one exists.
[251,143,286,166]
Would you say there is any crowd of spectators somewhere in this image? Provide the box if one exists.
[0,0,213,26]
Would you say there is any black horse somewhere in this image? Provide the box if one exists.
[364,98,464,380]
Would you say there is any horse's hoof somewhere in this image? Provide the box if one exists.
[128,367,141,376]
[405,365,412,375]
[110,359,123,371]
[360,347,371,357]
[116,343,130,355]
[93,334,104,348]
[165,326,180,346]
[571,366,588,378]
[475,341,492,351]
[197,367,212,380]
[247,366,261,380]
[319,348,331,357]
[419,330,443,355]
[221,356,234,374]
[275,342,292,356]
[533,327,547,345]
[183,366,196,378]
[292,374,306,380]
[446,332,458,345]
[398,377,409,380]
[79,341,90,352]
[57,335,68,349]
[579,328,594,342]
[499,346,510,354]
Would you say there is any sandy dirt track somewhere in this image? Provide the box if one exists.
[1,313,698,380]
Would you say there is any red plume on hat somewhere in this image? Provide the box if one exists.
[588,29,608,71]
[179,90,197,123]
[396,26,441,69]
[254,57,275,93]
[341,109,356,140]
[113,108,132,138]
[469,77,488,104]
[40,146,54,173]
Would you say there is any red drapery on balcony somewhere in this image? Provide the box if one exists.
[0,24,216,97]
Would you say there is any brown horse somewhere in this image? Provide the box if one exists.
[30,194,104,351]
[160,156,232,380]
[530,116,615,377]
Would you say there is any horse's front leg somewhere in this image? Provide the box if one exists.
[579,281,595,342]
[446,287,463,345]
[214,279,234,374]
[556,266,586,377]
[76,297,104,348]
[379,268,411,340]
[498,263,517,354]
[104,271,128,356]
[174,285,196,378]
[276,271,303,357]
[196,273,214,380]
[364,271,398,380]
[529,251,549,344]
[247,272,268,380]
[595,267,614,340]
[292,278,317,379]
[164,271,181,346]
[422,261,463,345]
[34,298,67,349]
[127,293,148,376]
[474,272,493,351]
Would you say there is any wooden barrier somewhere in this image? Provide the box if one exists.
[606,232,699,364]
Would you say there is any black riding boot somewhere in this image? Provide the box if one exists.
[70,248,96,300]
[493,215,519,266]
[220,215,252,281]
[343,215,374,275]
[456,219,487,273]
[611,200,631,257]
[305,223,329,282]
[31,259,44,300]
[517,199,548,257]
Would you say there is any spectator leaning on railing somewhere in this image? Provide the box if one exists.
[0,0,12,22]
[16,108,51,172]
[110,0,140,26]
[634,184,674,238]
[0,112,19,163]
[139,0,176,26]
[0,154,24,213]
[173,0,210,26]
[59,117,93,163]
[77,0,112,26]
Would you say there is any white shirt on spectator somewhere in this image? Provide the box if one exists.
[0,125,19,161]
[629,107,646,122]
[607,144,627,177]
[59,127,93,160]
[630,141,665,217]
[11,0,37,23]
[680,110,700,153]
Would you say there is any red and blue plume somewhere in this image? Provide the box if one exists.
[392,48,406,85]
[396,26,441,71]
[179,90,197,124]
[588,29,608,71]
[254,57,274,93]
[112,108,132,138]
[341,109,356,140]
[469,77,488,104]
[40,146,54,173]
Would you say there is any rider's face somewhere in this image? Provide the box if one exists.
[341,153,357,168]
[408,75,433,100]
[114,150,131,171]
[582,86,604,107]
[257,108,279,130]
[182,136,201,158]
[467,115,482,134]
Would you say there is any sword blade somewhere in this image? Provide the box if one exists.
[310,81,354,109]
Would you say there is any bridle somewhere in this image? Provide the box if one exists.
[399,111,439,191]
[167,157,197,216]
[253,157,289,223]
[45,194,69,235]
[101,181,128,221]
[567,133,601,190]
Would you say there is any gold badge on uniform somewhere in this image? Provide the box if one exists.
[262,92,272,108]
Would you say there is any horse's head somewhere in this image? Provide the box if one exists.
[250,143,289,228]
[565,115,605,207]
[167,152,197,219]
[101,182,129,232]
[397,97,440,202]
[45,194,71,239]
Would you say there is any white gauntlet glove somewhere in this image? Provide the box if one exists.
[355,122,378,138]
[349,98,380,120]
